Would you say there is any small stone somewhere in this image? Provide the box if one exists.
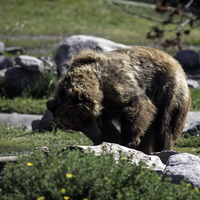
[5,47,24,55]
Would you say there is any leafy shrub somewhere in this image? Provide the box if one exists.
[0,149,199,200]
[21,70,57,99]
[175,134,200,148]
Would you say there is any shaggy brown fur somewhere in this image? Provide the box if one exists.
[46,47,191,154]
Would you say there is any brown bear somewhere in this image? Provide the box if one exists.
[46,47,191,154]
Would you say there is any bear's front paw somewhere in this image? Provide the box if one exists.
[128,137,141,148]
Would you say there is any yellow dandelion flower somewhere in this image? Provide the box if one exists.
[83,198,88,200]
[195,188,199,193]
[61,189,66,194]
[104,177,111,183]
[37,197,44,200]
[22,101,25,104]
[9,165,12,167]
[64,197,70,200]
[122,157,127,160]
[27,163,33,166]
[187,183,191,187]
[66,173,73,178]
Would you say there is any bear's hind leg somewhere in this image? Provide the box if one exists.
[154,97,190,152]
[120,96,157,150]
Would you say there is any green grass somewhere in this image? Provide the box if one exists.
[0,124,92,156]
[0,123,199,157]
[175,134,200,148]
[0,97,47,114]
[0,0,200,56]
[174,135,200,156]
[0,0,153,52]
[190,88,200,111]
[0,87,200,115]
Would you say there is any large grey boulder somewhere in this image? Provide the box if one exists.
[174,50,200,71]
[164,153,200,188]
[54,35,131,77]
[174,50,200,82]
[0,53,12,70]
[1,66,43,95]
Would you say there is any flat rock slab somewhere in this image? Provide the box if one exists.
[0,113,42,130]
[185,111,200,126]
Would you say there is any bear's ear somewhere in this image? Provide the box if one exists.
[73,88,83,102]
[46,99,58,113]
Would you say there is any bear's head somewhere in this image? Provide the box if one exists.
[46,77,103,145]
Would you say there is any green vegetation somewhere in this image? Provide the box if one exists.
[175,134,200,148]
[0,124,92,156]
[174,135,200,155]
[0,123,199,156]
[0,87,200,114]
[0,0,199,115]
[0,1,200,198]
[0,65,57,114]
[0,0,200,55]
[1,149,199,200]
[0,97,47,114]
[190,88,200,111]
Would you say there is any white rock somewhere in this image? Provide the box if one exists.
[15,55,44,72]
[78,142,166,172]
[187,79,199,88]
